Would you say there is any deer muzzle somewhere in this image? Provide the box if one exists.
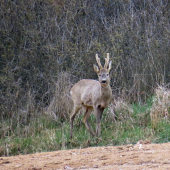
[102,80,107,84]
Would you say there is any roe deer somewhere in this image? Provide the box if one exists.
[70,53,112,138]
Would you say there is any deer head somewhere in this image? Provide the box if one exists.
[93,53,112,87]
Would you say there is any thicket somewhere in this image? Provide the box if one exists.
[1,0,170,116]
[0,0,170,156]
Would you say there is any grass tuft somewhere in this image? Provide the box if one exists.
[150,86,170,128]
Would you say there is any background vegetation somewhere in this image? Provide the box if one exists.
[0,0,170,156]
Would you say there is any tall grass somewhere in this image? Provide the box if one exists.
[1,86,170,156]
[150,86,170,128]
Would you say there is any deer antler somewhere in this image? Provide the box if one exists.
[104,53,109,69]
[95,54,103,69]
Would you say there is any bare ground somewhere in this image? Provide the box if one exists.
[1,141,170,170]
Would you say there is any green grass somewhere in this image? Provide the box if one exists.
[1,97,170,156]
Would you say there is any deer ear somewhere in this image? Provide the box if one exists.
[108,61,112,72]
[93,64,99,73]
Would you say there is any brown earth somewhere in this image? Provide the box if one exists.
[1,141,170,170]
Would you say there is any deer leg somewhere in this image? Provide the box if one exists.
[95,106,104,137]
[83,107,95,137]
[70,105,81,138]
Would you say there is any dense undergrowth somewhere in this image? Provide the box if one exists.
[1,90,170,157]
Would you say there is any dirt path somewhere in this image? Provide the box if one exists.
[1,141,170,170]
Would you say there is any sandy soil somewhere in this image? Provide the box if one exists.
[1,141,170,170]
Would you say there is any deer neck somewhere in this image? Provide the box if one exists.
[100,84,112,99]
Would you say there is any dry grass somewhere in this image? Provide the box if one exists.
[150,86,170,128]
[109,98,133,121]
[45,72,76,121]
